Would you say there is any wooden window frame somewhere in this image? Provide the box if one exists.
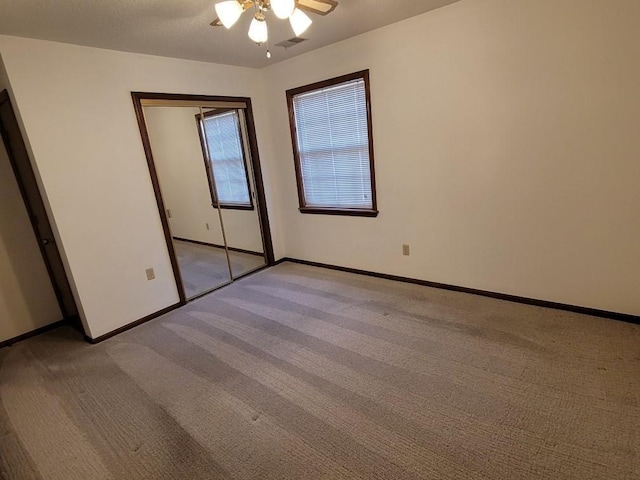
[195,108,255,211]
[286,70,378,218]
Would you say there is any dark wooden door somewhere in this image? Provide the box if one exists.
[0,90,79,324]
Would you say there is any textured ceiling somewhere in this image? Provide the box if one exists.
[0,0,460,68]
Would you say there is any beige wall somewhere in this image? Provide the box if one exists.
[0,36,278,339]
[144,106,264,253]
[0,140,62,342]
[262,0,640,316]
[1,0,639,341]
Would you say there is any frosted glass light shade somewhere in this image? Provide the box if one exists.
[248,17,268,43]
[215,1,244,29]
[289,8,312,37]
[271,0,295,19]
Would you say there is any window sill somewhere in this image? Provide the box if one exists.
[299,207,378,218]
[213,204,255,211]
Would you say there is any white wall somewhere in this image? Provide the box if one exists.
[0,140,62,342]
[262,0,640,316]
[143,106,264,253]
[0,36,277,338]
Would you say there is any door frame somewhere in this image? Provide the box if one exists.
[131,92,275,305]
[0,89,81,336]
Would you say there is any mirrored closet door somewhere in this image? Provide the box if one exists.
[133,94,272,301]
[198,107,267,281]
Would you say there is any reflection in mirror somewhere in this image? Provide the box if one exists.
[198,107,267,279]
[143,105,233,299]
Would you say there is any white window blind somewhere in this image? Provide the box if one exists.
[203,111,251,206]
[292,77,373,210]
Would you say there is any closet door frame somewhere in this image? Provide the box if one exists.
[131,92,275,305]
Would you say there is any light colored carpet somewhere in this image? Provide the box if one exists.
[0,262,638,479]
[173,240,265,298]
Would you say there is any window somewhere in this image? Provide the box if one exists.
[286,70,378,217]
[197,109,253,210]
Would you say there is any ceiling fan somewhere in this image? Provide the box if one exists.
[211,0,338,57]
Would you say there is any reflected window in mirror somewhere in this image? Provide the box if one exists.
[197,109,254,210]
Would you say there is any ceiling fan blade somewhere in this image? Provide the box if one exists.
[210,1,255,27]
[296,0,338,16]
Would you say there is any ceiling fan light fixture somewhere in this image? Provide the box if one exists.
[248,15,269,44]
[289,8,312,37]
[215,1,244,29]
[271,0,295,19]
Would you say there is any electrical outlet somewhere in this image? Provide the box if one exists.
[145,268,155,280]
[206,223,210,230]
[402,244,410,256]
